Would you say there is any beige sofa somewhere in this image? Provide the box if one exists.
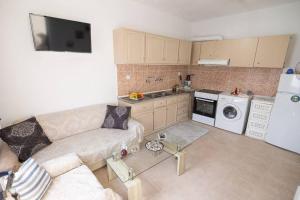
[0,104,144,171]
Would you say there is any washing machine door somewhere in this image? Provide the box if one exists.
[222,104,241,121]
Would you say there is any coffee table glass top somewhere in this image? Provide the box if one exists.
[106,133,180,183]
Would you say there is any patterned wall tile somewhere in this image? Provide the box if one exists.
[188,66,282,96]
[117,64,282,97]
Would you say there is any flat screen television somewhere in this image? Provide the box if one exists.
[29,13,92,53]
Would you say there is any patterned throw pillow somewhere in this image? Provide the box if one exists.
[101,105,131,130]
[0,117,52,162]
[10,158,52,200]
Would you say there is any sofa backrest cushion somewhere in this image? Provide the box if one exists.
[36,104,108,141]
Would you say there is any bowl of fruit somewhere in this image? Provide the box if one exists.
[129,92,144,101]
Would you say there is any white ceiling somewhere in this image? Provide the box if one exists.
[131,0,300,21]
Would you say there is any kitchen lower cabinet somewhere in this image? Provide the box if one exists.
[154,107,167,131]
[166,104,178,126]
[133,111,154,136]
[118,93,191,135]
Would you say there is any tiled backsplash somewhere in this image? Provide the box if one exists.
[117,64,282,97]
[188,66,282,96]
[117,65,188,96]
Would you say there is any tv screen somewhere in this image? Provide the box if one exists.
[29,13,92,53]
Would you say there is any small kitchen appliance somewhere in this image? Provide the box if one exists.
[192,89,222,126]
[183,74,193,90]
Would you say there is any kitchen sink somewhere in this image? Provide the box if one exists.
[144,91,173,99]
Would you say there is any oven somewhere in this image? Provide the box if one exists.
[193,97,218,118]
[192,89,221,126]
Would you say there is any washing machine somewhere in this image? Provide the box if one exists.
[215,92,250,134]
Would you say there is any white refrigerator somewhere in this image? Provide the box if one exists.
[265,74,300,154]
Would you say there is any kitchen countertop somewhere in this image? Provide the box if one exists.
[119,89,194,104]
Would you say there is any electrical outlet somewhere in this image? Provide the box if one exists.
[125,74,131,80]
[178,72,181,76]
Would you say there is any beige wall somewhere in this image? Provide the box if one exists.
[0,0,190,127]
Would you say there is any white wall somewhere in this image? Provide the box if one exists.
[0,0,190,127]
[190,1,300,67]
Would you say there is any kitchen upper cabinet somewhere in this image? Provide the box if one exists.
[145,34,165,63]
[113,28,145,64]
[229,38,258,67]
[254,35,290,68]
[154,107,167,131]
[164,38,179,63]
[200,40,230,60]
[200,41,217,59]
[178,40,192,65]
[191,42,201,65]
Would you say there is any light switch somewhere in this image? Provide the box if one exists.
[126,74,131,80]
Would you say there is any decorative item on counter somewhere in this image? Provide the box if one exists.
[172,84,180,93]
[128,167,134,180]
[129,92,144,101]
[120,143,128,158]
[286,68,295,74]
[231,88,240,96]
[296,62,300,74]
[158,132,167,141]
[183,74,194,90]
[145,140,164,154]
[112,152,120,161]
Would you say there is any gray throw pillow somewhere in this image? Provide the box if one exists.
[0,117,52,162]
[101,105,131,130]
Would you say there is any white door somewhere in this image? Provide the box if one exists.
[265,92,300,154]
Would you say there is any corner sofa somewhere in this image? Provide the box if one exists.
[0,104,144,171]
[5,153,122,200]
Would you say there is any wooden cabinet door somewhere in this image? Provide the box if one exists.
[167,104,177,126]
[126,30,146,63]
[178,40,192,64]
[134,111,153,136]
[191,42,201,65]
[154,107,167,131]
[254,35,290,68]
[113,28,145,64]
[164,38,179,64]
[200,41,217,59]
[229,38,258,67]
[145,34,165,63]
[214,40,231,59]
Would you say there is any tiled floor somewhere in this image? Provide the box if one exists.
[94,122,300,200]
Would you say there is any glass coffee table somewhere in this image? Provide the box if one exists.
[106,134,186,200]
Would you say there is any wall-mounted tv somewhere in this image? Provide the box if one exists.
[29,13,92,53]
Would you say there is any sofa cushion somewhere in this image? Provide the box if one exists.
[0,117,52,162]
[102,105,131,130]
[10,158,52,200]
[42,165,122,200]
[36,104,108,141]
[42,165,101,200]
[33,119,144,170]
